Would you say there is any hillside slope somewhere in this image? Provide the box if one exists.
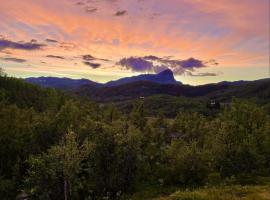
[75,78,270,103]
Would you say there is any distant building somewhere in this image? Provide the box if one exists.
[207,99,220,109]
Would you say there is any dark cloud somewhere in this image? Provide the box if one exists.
[159,58,206,72]
[177,58,205,69]
[85,6,98,13]
[143,56,207,70]
[45,38,59,43]
[83,61,101,68]
[83,54,96,61]
[2,57,27,63]
[117,56,219,75]
[117,57,154,72]
[115,10,127,16]
[46,55,65,59]
[0,39,46,51]
[82,54,110,62]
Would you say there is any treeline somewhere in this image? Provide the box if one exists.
[0,73,270,199]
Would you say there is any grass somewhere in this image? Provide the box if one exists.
[129,184,179,200]
[130,185,270,200]
[152,185,270,200]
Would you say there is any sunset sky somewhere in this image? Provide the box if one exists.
[0,0,269,85]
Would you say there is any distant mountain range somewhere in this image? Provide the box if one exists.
[26,69,179,89]
[25,69,270,103]
[25,77,101,90]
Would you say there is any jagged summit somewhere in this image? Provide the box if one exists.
[105,69,179,87]
[158,68,173,75]
[157,69,175,81]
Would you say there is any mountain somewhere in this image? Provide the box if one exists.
[75,80,230,102]
[105,69,179,87]
[25,77,101,90]
[204,78,270,103]
[25,69,179,89]
[25,71,270,104]
[75,78,270,103]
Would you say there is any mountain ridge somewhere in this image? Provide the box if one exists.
[25,76,102,90]
[25,69,180,89]
[25,70,270,103]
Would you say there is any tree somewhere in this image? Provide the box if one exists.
[172,112,208,146]
[26,130,88,200]
[103,104,121,123]
[0,103,37,199]
[130,102,147,131]
[80,124,139,199]
[165,141,211,186]
[211,100,270,179]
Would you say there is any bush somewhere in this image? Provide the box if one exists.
[165,141,211,186]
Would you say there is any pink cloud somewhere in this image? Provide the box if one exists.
[0,0,268,83]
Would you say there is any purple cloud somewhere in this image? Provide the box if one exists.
[117,56,219,75]
[117,57,154,72]
[0,39,45,51]
[83,61,101,68]
[177,58,205,69]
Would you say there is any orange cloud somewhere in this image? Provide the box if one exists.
[0,0,268,84]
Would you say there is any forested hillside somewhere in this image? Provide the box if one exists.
[26,73,270,104]
[0,72,270,200]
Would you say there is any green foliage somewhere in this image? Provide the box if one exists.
[210,100,270,179]
[119,95,207,118]
[25,130,88,200]
[79,123,140,199]
[166,141,211,186]
[0,75,270,199]
[172,112,209,146]
[130,101,147,130]
[0,75,65,112]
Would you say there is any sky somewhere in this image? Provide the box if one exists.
[0,0,269,85]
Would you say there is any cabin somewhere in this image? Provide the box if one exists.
[207,99,220,109]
